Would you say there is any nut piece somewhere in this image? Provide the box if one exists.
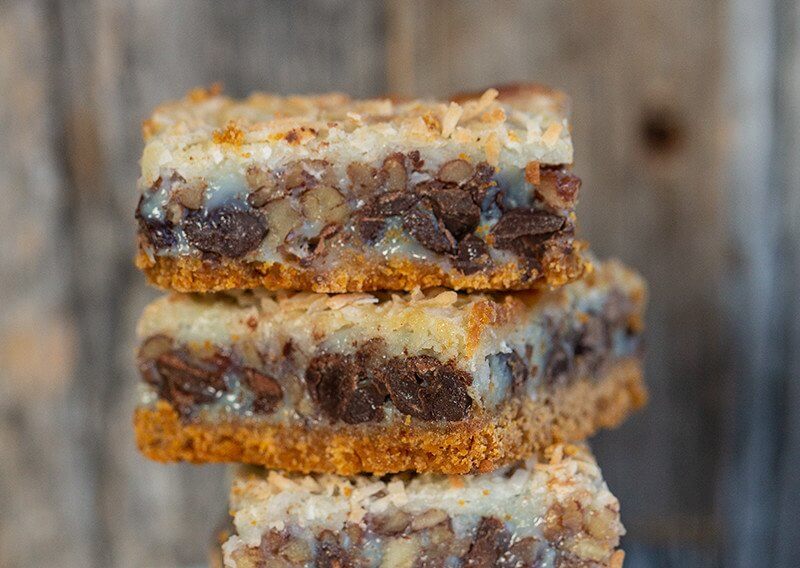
[381,536,419,568]
[370,511,411,535]
[382,153,408,191]
[347,162,382,196]
[173,180,207,209]
[536,166,581,209]
[300,186,348,225]
[410,509,449,531]
[438,159,473,184]
[262,199,301,249]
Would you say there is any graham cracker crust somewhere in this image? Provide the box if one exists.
[135,245,585,293]
[134,358,645,475]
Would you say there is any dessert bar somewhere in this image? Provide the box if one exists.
[134,260,646,474]
[221,444,625,568]
[136,84,584,293]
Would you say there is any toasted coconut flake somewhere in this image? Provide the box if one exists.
[485,132,501,165]
[462,88,500,122]
[542,122,563,146]
[441,102,463,137]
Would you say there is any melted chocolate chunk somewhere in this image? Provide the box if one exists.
[306,349,472,423]
[543,342,572,387]
[184,204,267,258]
[502,351,529,394]
[374,190,418,216]
[151,351,230,416]
[243,368,283,414]
[424,188,481,239]
[355,214,387,243]
[305,353,386,424]
[490,208,565,247]
[402,200,457,254]
[136,196,177,249]
[315,531,352,568]
[341,380,386,424]
[384,356,472,421]
[454,235,492,275]
[462,517,512,568]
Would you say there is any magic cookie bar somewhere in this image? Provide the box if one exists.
[134,260,646,474]
[135,84,584,293]
[221,444,625,568]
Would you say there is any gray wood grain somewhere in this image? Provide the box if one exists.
[0,1,797,566]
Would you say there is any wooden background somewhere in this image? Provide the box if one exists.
[1,1,797,566]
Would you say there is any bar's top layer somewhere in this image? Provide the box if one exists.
[229,443,621,547]
[137,259,644,362]
[139,84,572,186]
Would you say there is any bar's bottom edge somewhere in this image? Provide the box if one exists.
[135,243,586,293]
[134,358,645,475]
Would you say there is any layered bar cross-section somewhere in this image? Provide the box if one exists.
[134,260,646,474]
[135,84,585,293]
[221,444,625,568]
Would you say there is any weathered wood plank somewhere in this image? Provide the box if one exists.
[723,0,800,567]
[0,2,90,567]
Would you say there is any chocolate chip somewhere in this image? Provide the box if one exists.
[424,365,473,421]
[437,159,473,184]
[356,214,387,243]
[543,343,572,387]
[151,350,230,416]
[305,353,385,424]
[402,200,457,254]
[453,235,492,275]
[341,380,386,424]
[424,188,481,239]
[384,358,432,419]
[136,196,177,249]
[384,356,472,421]
[315,531,352,568]
[306,353,353,418]
[471,162,495,186]
[243,368,283,414]
[461,517,512,568]
[503,351,529,394]
[490,208,565,247]
[407,150,424,170]
[184,204,267,258]
[375,190,418,216]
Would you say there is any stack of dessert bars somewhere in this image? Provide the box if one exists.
[133,84,646,567]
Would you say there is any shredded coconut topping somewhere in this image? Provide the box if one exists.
[139,84,572,186]
[229,444,622,547]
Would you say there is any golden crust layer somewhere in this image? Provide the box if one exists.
[135,245,585,293]
[134,358,645,475]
